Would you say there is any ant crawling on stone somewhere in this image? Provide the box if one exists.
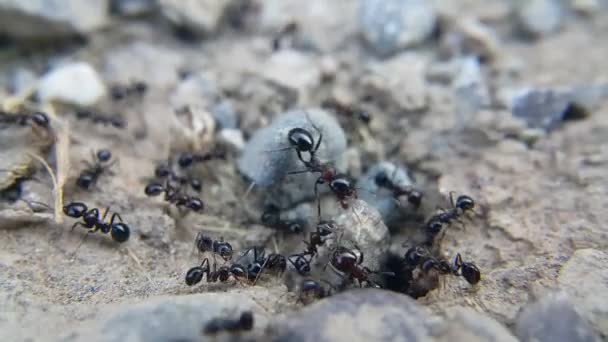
[77,149,116,189]
[330,246,394,287]
[260,204,306,234]
[62,201,130,243]
[195,233,233,261]
[203,311,254,335]
[425,192,476,242]
[144,180,204,212]
[0,110,50,128]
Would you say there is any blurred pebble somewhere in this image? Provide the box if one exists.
[218,129,245,152]
[515,0,564,38]
[38,62,106,106]
[359,0,437,57]
[571,0,601,15]
[211,100,238,130]
[159,0,231,36]
[237,108,346,188]
[358,162,416,228]
[432,307,518,342]
[558,248,608,337]
[516,292,601,342]
[0,0,108,38]
[271,289,432,342]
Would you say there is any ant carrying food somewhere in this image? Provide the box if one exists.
[144,181,204,212]
[77,149,116,189]
[62,201,130,242]
[194,233,233,261]
[203,311,254,335]
[0,111,50,128]
[260,204,306,234]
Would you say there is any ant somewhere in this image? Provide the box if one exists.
[144,181,204,212]
[321,100,372,125]
[0,111,49,128]
[186,258,232,285]
[109,81,148,101]
[177,150,225,169]
[453,253,481,285]
[404,246,481,285]
[62,201,130,242]
[203,311,254,335]
[76,149,116,189]
[260,204,305,234]
[299,279,334,303]
[288,252,314,276]
[194,233,233,261]
[330,246,393,287]
[424,193,476,241]
[75,110,125,129]
[0,176,50,211]
[302,220,336,256]
[374,170,423,208]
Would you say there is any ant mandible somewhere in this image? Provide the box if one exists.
[63,201,130,242]
[76,149,116,189]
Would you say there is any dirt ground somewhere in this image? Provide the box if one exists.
[1,1,608,341]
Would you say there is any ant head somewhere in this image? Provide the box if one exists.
[178,153,194,168]
[190,179,202,191]
[83,209,99,225]
[332,247,359,272]
[144,183,165,196]
[287,220,304,234]
[185,266,205,286]
[32,112,49,127]
[63,202,88,218]
[329,175,353,196]
[187,198,204,211]
[404,246,428,266]
[111,223,130,243]
[456,195,475,211]
[230,264,247,278]
[110,116,125,128]
[77,172,95,189]
[196,234,213,250]
[427,219,443,234]
[247,262,263,278]
[154,164,171,178]
[217,242,233,261]
[239,311,254,330]
[461,262,481,285]
[97,149,112,162]
[133,81,148,95]
[267,254,287,270]
[110,85,127,101]
[374,170,390,188]
[287,127,315,152]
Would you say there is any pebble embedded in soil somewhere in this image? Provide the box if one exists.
[514,0,564,38]
[270,289,433,342]
[515,292,601,342]
[359,0,437,57]
[558,248,608,338]
[0,0,109,38]
[431,306,518,342]
[159,0,232,36]
[37,62,106,107]
[237,108,347,190]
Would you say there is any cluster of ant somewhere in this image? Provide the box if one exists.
[143,150,225,213]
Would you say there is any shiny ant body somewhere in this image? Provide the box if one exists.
[177,150,225,169]
[62,202,130,242]
[195,233,233,261]
[144,181,204,212]
[330,246,393,287]
[0,111,49,128]
[185,258,232,285]
[425,193,476,241]
[77,149,116,189]
[374,170,423,208]
[203,311,254,335]
[403,246,481,285]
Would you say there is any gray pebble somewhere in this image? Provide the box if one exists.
[238,108,346,190]
[358,162,417,228]
[270,289,432,342]
[359,0,437,57]
[159,0,231,35]
[66,293,267,342]
[431,306,518,342]
[516,292,601,342]
[211,100,238,129]
[0,0,109,38]
[515,0,564,38]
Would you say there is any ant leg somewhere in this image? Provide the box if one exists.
[100,207,110,222]
[287,169,311,176]
[71,221,86,231]
[109,212,123,226]
[71,231,92,258]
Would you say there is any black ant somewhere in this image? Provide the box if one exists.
[321,100,372,125]
[203,311,254,335]
[186,258,232,285]
[299,279,334,303]
[76,149,116,189]
[0,111,49,128]
[75,110,125,129]
[425,193,476,241]
[177,150,225,169]
[404,246,480,285]
[62,201,130,242]
[260,204,305,234]
[453,253,481,285]
[109,81,148,101]
[194,233,233,261]
[302,220,336,256]
[288,252,314,276]
[374,170,423,208]
[329,246,393,287]
[144,181,204,212]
